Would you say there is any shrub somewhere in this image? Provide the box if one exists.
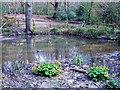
[32,61,62,77]
[67,6,77,21]
[53,6,77,21]
[75,27,84,34]
[54,6,67,21]
[84,28,96,38]
[76,5,85,20]
[31,26,36,33]
[88,66,109,81]
[105,80,119,88]
[98,26,111,34]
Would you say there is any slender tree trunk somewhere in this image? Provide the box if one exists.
[88,2,94,24]
[25,0,32,34]
[8,3,11,14]
[53,2,59,18]
[65,1,68,27]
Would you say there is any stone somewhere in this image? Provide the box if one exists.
[79,82,86,88]
[89,83,98,88]
[67,79,74,85]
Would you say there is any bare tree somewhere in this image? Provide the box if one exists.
[50,0,59,18]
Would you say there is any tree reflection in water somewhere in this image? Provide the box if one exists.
[1,36,120,74]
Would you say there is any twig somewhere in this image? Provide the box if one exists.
[0,22,7,30]
[50,2,55,7]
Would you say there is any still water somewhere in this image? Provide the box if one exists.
[1,35,120,73]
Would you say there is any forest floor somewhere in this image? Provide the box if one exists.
[1,14,79,34]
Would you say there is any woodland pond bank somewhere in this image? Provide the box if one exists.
[1,35,120,88]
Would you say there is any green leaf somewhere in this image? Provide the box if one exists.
[45,71,49,75]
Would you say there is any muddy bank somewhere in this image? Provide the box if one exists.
[2,51,120,88]
[2,62,105,88]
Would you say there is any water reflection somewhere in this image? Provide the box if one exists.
[25,35,36,63]
[1,35,120,73]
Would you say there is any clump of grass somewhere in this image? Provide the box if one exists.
[72,54,84,65]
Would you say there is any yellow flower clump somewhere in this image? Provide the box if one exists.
[103,66,109,70]
[86,65,90,68]
[104,74,108,77]
[32,66,37,70]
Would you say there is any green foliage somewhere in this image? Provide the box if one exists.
[115,28,120,42]
[0,2,6,15]
[83,26,96,38]
[53,6,67,21]
[88,66,109,81]
[53,6,78,21]
[76,5,85,20]
[50,28,60,34]
[105,80,119,88]
[2,29,18,35]
[51,24,118,39]
[75,25,112,38]
[2,29,11,33]
[94,25,111,37]
[53,5,86,21]
[33,3,53,15]
[32,61,62,77]
[67,6,77,21]
[2,29,11,35]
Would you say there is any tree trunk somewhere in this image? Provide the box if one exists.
[50,1,59,19]
[25,0,32,34]
[88,2,94,24]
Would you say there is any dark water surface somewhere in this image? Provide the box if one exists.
[1,35,120,74]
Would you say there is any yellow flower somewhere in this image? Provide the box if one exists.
[104,74,108,77]
[86,65,90,68]
[106,68,109,70]
[32,66,36,70]
[103,66,106,68]
[54,61,61,66]
[103,66,109,70]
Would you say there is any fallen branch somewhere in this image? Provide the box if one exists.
[50,2,55,7]
[70,68,87,74]
[0,22,7,30]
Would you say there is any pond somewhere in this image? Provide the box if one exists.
[1,35,120,75]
